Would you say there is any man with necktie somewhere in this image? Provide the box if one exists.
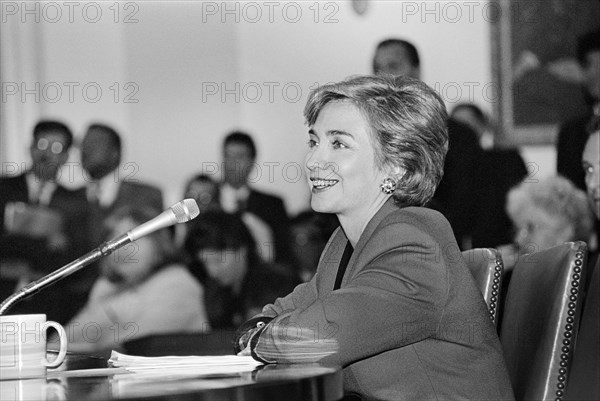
[0,120,89,323]
[219,131,292,264]
[80,123,164,246]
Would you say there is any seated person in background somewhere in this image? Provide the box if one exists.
[0,120,89,324]
[79,123,165,306]
[450,103,528,248]
[184,173,221,213]
[174,173,221,246]
[236,75,513,400]
[498,175,595,273]
[81,123,163,246]
[219,131,292,263]
[63,206,209,355]
[451,103,495,149]
[290,211,338,282]
[497,176,595,333]
[184,211,298,331]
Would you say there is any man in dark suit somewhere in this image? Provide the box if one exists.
[219,131,291,263]
[80,123,164,246]
[0,120,90,323]
[450,103,528,248]
[373,38,483,249]
[557,28,600,190]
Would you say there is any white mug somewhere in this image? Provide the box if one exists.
[0,314,67,380]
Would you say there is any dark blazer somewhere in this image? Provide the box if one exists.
[237,188,291,263]
[556,112,594,191]
[87,180,163,246]
[238,199,514,400]
[82,180,163,307]
[106,181,163,215]
[472,149,528,248]
[431,118,483,248]
[0,173,90,261]
[0,173,90,323]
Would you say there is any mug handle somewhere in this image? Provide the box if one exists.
[43,321,68,368]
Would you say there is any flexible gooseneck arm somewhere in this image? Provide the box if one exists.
[0,234,130,315]
[0,198,200,316]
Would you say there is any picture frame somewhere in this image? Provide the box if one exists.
[491,0,600,145]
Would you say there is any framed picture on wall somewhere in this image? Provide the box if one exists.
[491,0,600,145]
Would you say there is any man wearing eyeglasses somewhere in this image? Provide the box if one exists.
[0,120,90,324]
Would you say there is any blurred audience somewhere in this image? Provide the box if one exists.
[450,103,528,248]
[219,131,292,263]
[184,173,221,213]
[175,173,221,246]
[451,103,495,150]
[184,211,298,330]
[497,176,596,333]
[81,123,163,246]
[373,38,482,249]
[77,123,165,309]
[63,206,209,355]
[498,176,595,272]
[290,211,338,282]
[557,28,600,190]
[0,120,89,324]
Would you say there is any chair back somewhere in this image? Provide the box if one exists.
[500,242,588,401]
[565,257,600,400]
[462,248,503,326]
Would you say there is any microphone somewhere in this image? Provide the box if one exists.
[0,199,200,315]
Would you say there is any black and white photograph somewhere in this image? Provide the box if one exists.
[1,1,599,400]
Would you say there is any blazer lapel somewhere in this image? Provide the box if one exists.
[341,198,398,287]
[316,227,349,293]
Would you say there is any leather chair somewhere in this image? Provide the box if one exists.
[461,248,504,326]
[500,242,588,401]
[564,257,599,400]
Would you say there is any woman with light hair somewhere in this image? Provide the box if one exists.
[235,75,514,400]
[508,176,594,252]
[500,175,595,269]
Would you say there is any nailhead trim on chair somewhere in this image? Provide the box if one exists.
[489,254,503,325]
[554,246,586,401]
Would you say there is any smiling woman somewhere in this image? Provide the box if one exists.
[235,75,515,400]
[305,100,390,244]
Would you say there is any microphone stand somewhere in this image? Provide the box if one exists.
[0,198,200,316]
[0,234,131,315]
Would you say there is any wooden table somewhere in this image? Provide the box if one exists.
[0,352,344,401]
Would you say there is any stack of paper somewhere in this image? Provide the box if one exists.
[108,351,263,378]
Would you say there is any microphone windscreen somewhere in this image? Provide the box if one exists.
[171,199,200,223]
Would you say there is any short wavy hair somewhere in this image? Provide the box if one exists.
[506,176,595,242]
[304,74,448,207]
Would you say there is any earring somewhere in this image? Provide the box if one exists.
[380,178,397,194]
